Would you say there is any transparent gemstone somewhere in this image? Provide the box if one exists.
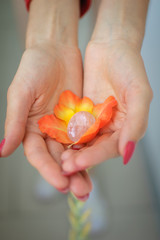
[67,111,95,142]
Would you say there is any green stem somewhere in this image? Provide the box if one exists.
[68,193,91,240]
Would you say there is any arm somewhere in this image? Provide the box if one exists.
[26,0,79,48]
[91,0,149,49]
[1,0,92,200]
[61,0,153,173]
[3,0,80,156]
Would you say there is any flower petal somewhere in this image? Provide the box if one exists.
[58,90,80,111]
[55,130,73,144]
[76,120,100,144]
[38,93,117,145]
[76,96,117,144]
[95,96,117,129]
[38,115,72,144]
[54,104,75,123]
[76,97,94,113]
[93,96,117,118]
[92,103,103,118]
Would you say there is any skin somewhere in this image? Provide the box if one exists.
[61,0,153,174]
[61,40,152,173]
[1,0,153,199]
[1,0,92,199]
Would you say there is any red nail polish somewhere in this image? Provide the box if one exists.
[72,144,85,150]
[123,141,136,165]
[62,168,85,176]
[75,193,90,201]
[0,139,5,157]
[61,171,76,176]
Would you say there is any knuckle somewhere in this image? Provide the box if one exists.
[139,122,147,136]
[7,84,14,99]
[135,118,148,140]
[133,83,153,104]
[147,86,154,102]
[7,83,22,101]
[25,147,43,168]
[7,78,33,102]
[139,83,153,103]
[143,85,153,103]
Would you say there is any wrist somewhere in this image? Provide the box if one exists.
[91,25,144,51]
[26,0,80,49]
[91,0,149,50]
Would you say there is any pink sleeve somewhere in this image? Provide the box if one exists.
[24,0,30,10]
[24,0,92,17]
[80,0,92,17]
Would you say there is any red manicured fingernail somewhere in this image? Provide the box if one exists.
[61,171,76,176]
[72,144,85,150]
[0,139,5,157]
[57,187,69,194]
[62,171,72,176]
[123,141,136,165]
[75,193,90,201]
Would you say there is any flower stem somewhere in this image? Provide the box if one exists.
[68,193,91,240]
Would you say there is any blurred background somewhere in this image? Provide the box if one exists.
[0,0,160,239]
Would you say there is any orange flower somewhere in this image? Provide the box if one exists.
[38,90,117,145]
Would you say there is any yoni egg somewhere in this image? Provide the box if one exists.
[67,111,95,142]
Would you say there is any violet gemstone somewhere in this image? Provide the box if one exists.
[67,111,95,142]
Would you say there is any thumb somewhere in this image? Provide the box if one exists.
[1,83,32,157]
[119,85,153,165]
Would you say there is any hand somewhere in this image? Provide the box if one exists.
[61,40,153,174]
[1,43,92,199]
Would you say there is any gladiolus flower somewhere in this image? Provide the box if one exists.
[38,90,117,145]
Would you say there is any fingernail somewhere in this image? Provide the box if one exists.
[58,187,70,194]
[123,141,136,165]
[72,144,85,150]
[62,167,85,176]
[61,171,68,176]
[75,193,90,202]
[61,171,76,176]
[0,139,5,157]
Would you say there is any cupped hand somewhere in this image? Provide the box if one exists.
[61,40,153,174]
[1,43,92,199]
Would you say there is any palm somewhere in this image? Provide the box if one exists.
[23,45,82,135]
[83,42,132,141]
[61,41,152,172]
[5,45,92,197]
[24,45,86,183]
[84,41,150,145]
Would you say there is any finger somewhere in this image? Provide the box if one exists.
[23,133,69,191]
[61,132,119,174]
[1,83,32,157]
[46,138,92,198]
[119,84,153,164]
[69,170,92,201]
[45,137,64,165]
